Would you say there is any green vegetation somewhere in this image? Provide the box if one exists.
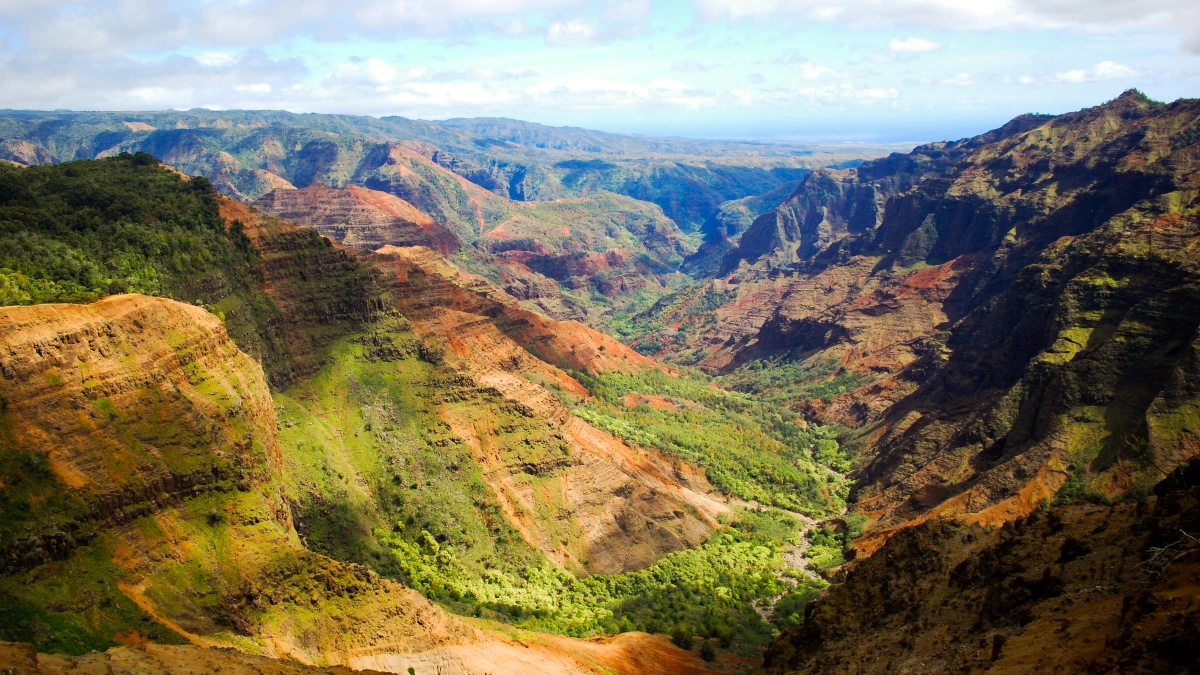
[803,524,849,571]
[0,154,845,658]
[613,281,736,347]
[0,154,391,386]
[273,323,811,653]
[1053,471,1110,506]
[721,357,872,407]
[0,153,253,305]
[565,369,849,515]
[771,576,828,630]
[0,536,189,654]
[0,154,311,383]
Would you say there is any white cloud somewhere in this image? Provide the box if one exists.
[775,52,843,80]
[604,0,651,23]
[0,49,308,111]
[351,0,580,35]
[0,1,593,58]
[940,72,973,86]
[692,0,1200,53]
[545,19,599,46]
[197,52,237,67]
[366,58,399,85]
[649,79,694,90]
[888,37,942,53]
[1093,60,1138,79]
[796,62,839,81]
[1054,60,1137,83]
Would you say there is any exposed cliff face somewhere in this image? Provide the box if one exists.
[216,197,389,387]
[253,185,461,255]
[720,113,1051,274]
[475,191,695,309]
[682,179,804,279]
[250,178,696,334]
[763,467,1200,675]
[0,295,720,674]
[0,296,456,664]
[0,639,386,675]
[638,92,1200,543]
[0,295,286,573]
[213,200,719,576]
[372,245,667,375]
[363,245,723,574]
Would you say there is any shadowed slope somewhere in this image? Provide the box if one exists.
[633,91,1200,546]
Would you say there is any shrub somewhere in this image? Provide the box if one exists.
[671,626,694,651]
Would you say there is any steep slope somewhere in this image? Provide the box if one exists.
[682,179,805,278]
[220,196,726,573]
[475,191,694,287]
[0,633,726,675]
[0,295,722,674]
[1,640,387,675]
[0,295,458,664]
[217,196,813,654]
[763,466,1200,675]
[252,181,698,332]
[0,295,285,578]
[0,154,852,666]
[252,184,461,255]
[347,245,725,572]
[0,153,387,390]
[372,244,667,376]
[632,92,1200,547]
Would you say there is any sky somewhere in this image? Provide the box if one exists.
[0,0,1197,142]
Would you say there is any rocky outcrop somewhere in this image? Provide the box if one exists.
[0,631,721,675]
[763,466,1200,675]
[0,640,389,675]
[0,294,467,667]
[720,113,1050,274]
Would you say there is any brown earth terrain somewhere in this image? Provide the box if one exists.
[371,244,667,375]
[254,184,462,255]
[369,244,725,574]
[0,295,288,569]
[0,294,724,674]
[250,176,695,332]
[640,91,1200,546]
[218,196,724,577]
[5,94,1197,675]
[763,466,1200,675]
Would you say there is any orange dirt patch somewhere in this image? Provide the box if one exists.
[622,393,681,412]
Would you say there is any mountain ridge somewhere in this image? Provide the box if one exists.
[629,89,1200,543]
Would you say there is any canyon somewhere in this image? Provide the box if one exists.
[1,91,1198,674]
